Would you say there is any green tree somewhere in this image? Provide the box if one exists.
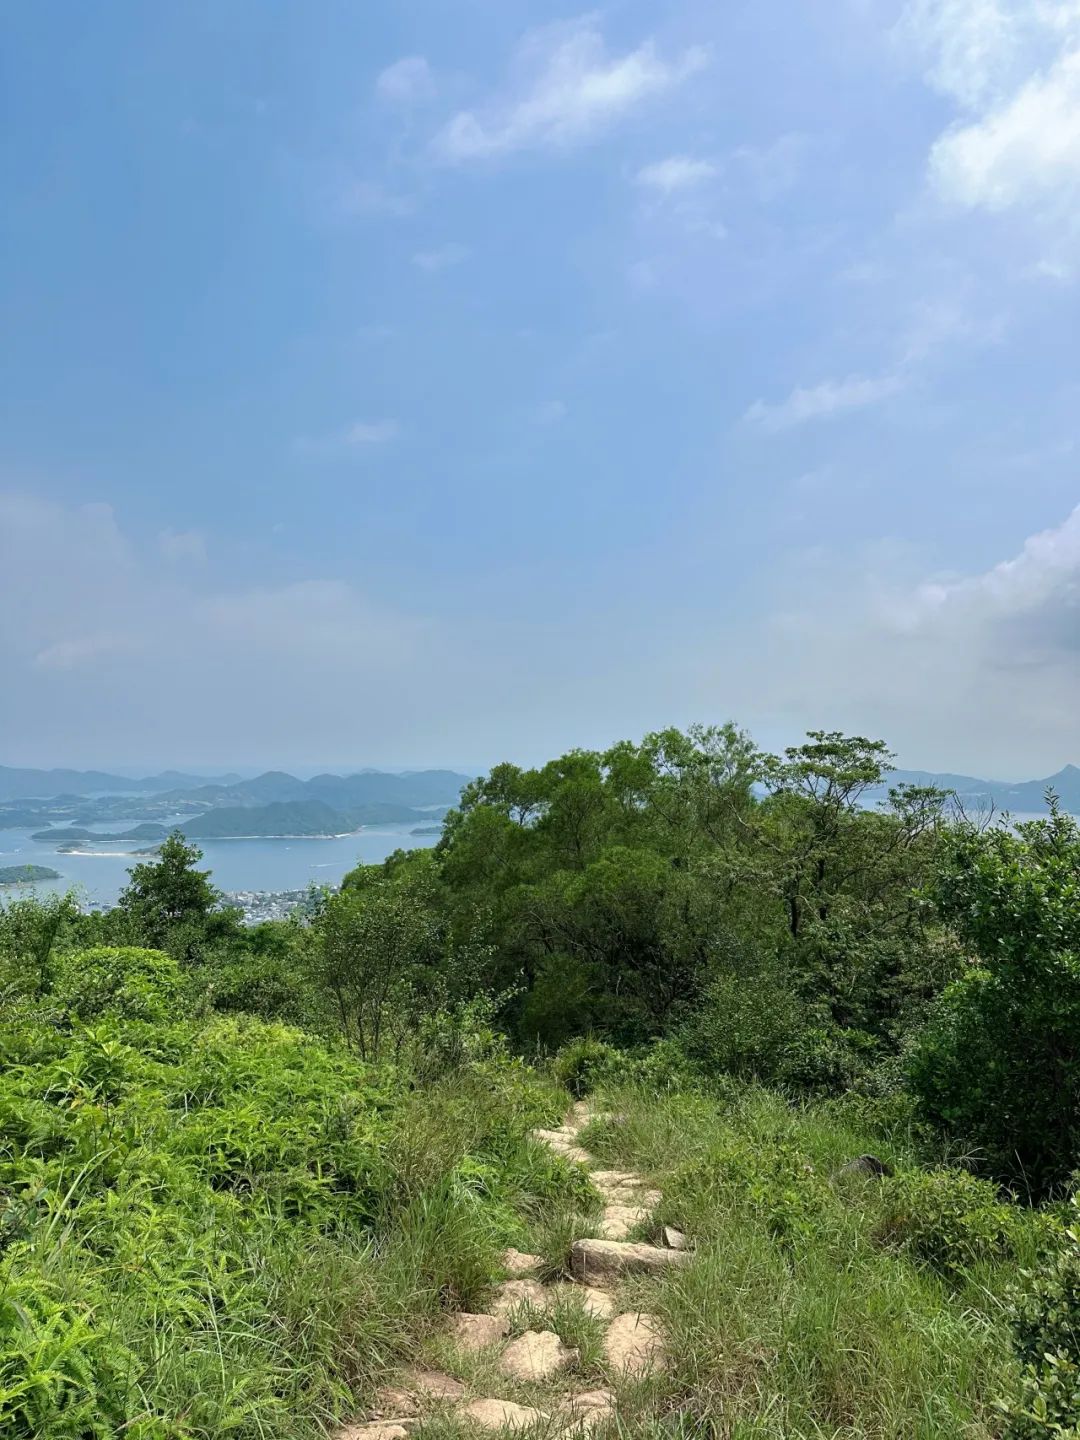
[114,832,234,962]
[912,795,1080,1196]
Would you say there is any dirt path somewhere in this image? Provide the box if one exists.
[337,1099,689,1437]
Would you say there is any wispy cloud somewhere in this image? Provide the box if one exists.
[412,243,470,272]
[899,2,1080,228]
[376,55,435,105]
[745,373,904,430]
[636,155,718,191]
[433,17,708,162]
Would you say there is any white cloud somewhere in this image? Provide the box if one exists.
[636,155,717,191]
[899,2,1080,223]
[158,528,207,565]
[376,55,435,105]
[745,373,904,430]
[412,243,470,272]
[433,17,708,162]
[930,47,1080,211]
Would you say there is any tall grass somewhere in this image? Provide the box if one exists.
[579,1083,1039,1439]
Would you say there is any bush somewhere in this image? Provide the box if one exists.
[916,806,1080,1198]
[1003,1203,1080,1438]
[876,1167,1028,1277]
[911,963,1080,1199]
[54,945,186,1023]
[551,1036,627,1097]
[678,971,877,1094]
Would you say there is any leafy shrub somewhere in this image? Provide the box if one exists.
[915,806,1080,1198]
[679,971,877,1094]
[876,1167,1027,1277]
[54,945,186,1022]
[551,1036,627,1097]
[1003,1203,1080,1438]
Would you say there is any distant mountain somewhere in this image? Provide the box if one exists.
[0,766,240,801]
[167,768,471,812]
[179,800,352,838]
[879,764,1080,814]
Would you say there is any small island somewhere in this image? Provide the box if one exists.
[0,864,61,885]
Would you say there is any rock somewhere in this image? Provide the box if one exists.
[533,1128,592,1165]
[554,1283,616,1320]
[661,1226,687,1251]
[503,1247,542,1276]
[446,1312,510,1352]
[591,1170,643,1189]
[499,1328,577,1381]
[833,1153,894,1180]
[570,1238,689,1285]
[597,1203,649,1240]
[337,1425,413,1440]
[375,1368,464,1414]
[603,1312,666,1378]
[491,1279,549,1316]
[563,1388,616,1431]
[459,1398,549,1431]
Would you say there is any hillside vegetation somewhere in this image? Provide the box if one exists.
[3,725,1080,1438]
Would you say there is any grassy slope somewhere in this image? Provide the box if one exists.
[564,1084,1032,1440]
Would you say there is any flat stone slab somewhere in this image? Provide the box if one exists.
[533,1128,592,1165]
[554,1282,616,1320]
[375,1367,464,1415]
[562,1388,616,1431]
[571,1238,689,1285]
[498,1328,577,1381]
[459,1398,549,1431]
[446,1312,510,1352]
[603,1312,667,1377]
[597,1203,650,1240]
[337,1425,413,1440]
[491,1278,549,1316]
[503,1247,542,1276]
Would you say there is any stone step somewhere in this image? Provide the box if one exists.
[603,1312,666,1378]
[553,1282,616,1319]
[561,1388,616,1432]
[373,1367,464,1417]
[446,1312,510,1352]
[570,1238,690,1285]
[498,1328,577,1381]
[597,1202,650,1240]
[532,1127,591,1165]
[490,1278,549,1316]
[502,1247,542,1276]
[459,1398,549,1431]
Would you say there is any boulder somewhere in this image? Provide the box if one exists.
[336,1425,413,1440]
[498,1328,577,1381]
[833,1153,894,1180]
[603,1312,666,1378]
[570,1238,689,1285]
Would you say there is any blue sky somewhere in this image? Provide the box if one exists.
[3,0,1080,775]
